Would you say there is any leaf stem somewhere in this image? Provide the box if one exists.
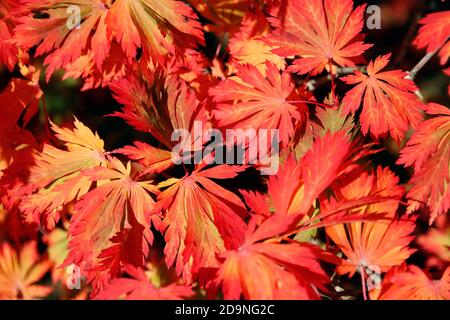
[328,60,336,97]
[305,66,365,92]
[360,266,368,301]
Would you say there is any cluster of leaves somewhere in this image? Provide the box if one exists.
[0,0,449,300]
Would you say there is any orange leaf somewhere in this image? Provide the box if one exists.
[325,167,415,277]
[155,165,247,282]
[20,118,107,230]
[342,54,424,142]
[64,157,158,293]
[0,242,52,299]
[95,265,193,300]
[264,0,371,75]
[397,103,450,224]
[209,61,308,148]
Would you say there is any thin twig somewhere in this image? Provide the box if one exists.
[405,46,444,100]
[406,49,439,81]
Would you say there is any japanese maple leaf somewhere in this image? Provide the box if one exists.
[116,141,173,175]
[325,166,415,277]
[61,43,127,91]
[0,242,52,299]
[397,103,450,224]
[417,222,450,264]
[239,132,392,241]
[111,72,212,174]
[155,165,247,283]
[95,265,193,300]
[209,61,308,148]
[14,0,110,81]
[0,76,42,131]
[111,73,208,149]
[14,0,203,81]
[240,130,359,224]
[264,0,371,75]
[341,54,424,142]
[228,14,286,75]
[107,0,203,61]
[0,203,36,245]
[0,76,41,174]
[294,104,354,159]
[63,157,158,293]
[0,0,23,70]
[375,265,450,300]
[0,20,16,71]
[215,214,340,300]
[20,118,107,230]
[413,11,450,66]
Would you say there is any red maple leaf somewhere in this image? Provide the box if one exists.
[374,265,450,300]
[155,165,247,283]
[14,0,203,81]
[63,157,158,293]
[341,54,424,141]
[95,265,193,300]
[20,118,107,230]
[397,103,450,224]
[413,11,450,66]
[324,166,415,277]
[215,214,340,299]
[264,0,371,75]
[209,61,308,148]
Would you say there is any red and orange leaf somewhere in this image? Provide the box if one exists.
[288,130,356,216]
[264,0,371,75]
[107,0,203,62]
[0,242,52,299]
[0,76,41,176]
[1,0,449,302]
[116,141,173,175]
[111,73,207,149]
[209,61,308,148]
[20,118,107,230]
[417,224,450,264]
[95,265,193,300]
[397,103,450,224]
[155,165,247,282]
[64,157,158,293]
[325,166,415,277]
[241,130,354,224]
[341,54,424,141]
[14,0,110,81]
[0,76,42,131]
[228,14,286,74]
[215,218,340,300]
[14,0,203,81]
[0,0,22,70]
[61,43,127,91]
[0,20,17,71]
[375,265,450,300]
[413,11,450,66]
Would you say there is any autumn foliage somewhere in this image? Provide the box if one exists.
[0,0,449,300]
